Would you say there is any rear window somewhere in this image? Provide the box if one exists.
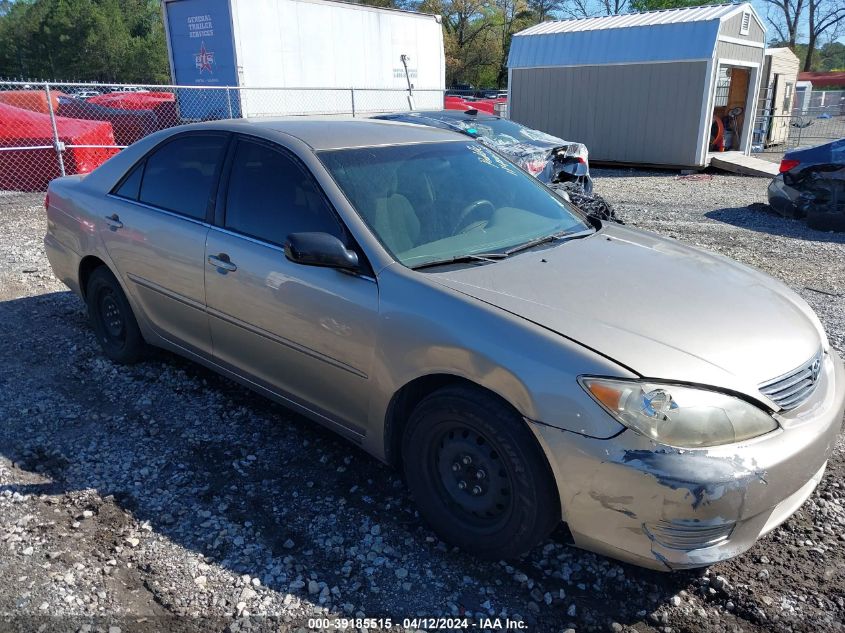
[138,135,228,220]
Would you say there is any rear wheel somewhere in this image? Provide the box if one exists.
[86,266,146,364]
[805,179,845,232]
[402,386,559,559]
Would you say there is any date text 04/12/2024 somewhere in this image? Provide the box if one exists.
[307,617,528,630]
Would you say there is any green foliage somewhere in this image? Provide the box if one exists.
[629,0,720,12]
[0,0,169,82]
[817,41,845,72]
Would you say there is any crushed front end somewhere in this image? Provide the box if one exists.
[529,349,845,571]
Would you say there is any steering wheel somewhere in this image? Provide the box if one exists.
[454,199,495,233]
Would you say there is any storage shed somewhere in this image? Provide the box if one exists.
[754,47,800,148]
[507,3,766,168]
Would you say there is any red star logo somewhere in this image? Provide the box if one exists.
[195,41,215,74]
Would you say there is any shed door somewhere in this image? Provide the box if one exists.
[769,75,792,145]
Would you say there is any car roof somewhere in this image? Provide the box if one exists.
[197,117,467,151]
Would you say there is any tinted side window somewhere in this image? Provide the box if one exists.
[113,161,144,200]
[225,140,343,245]
[139,135,227,220]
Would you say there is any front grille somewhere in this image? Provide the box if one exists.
[759,348,823,410]
[645,520,734,551]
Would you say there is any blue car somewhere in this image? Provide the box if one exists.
[768,139,845,231]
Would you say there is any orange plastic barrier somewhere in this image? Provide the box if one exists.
[710,116,725,152]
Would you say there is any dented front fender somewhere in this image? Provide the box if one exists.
[529,350,844,570]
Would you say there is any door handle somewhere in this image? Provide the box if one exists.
[104,214,123,230]
[208,253,237,272]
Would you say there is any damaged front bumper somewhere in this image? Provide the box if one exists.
[530,349,845,571]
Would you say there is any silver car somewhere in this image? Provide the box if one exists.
[44,119,844,571]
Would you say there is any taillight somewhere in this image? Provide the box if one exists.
[779,158,800,173]
[44,192,50,211]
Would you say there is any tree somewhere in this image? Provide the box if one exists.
[761,0,806,50]
[817,40,845,71]
[527,0,562,22]
[360,0,422,8]
[0,0,168,82]
[421,0,503,86]
[803,0,845,71]
[629,0,720,11]
[599,0,628,15]
[494,0,533,86]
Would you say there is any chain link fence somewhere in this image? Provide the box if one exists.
[0,81,445,192]
[752,89,845,156]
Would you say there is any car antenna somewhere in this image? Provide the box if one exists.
[464,108,478,115]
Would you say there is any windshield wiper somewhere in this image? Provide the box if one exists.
[410,229,593,270]
[503,228,593,257]
[410,252,508,270]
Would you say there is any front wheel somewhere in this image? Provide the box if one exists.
[86,266,146,364]
[402,386,560,559]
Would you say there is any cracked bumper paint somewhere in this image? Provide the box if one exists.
[531,350,845,571]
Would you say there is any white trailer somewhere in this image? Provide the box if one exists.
[162,0,445,118]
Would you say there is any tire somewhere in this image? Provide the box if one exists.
[806,207,845,232]
[86,266,146,364]
[804,180,845,232]
[402,386,560,560]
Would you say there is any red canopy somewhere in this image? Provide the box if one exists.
[0,103,119,191]
[797,72,845,89]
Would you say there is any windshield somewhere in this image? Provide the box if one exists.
[453,118,562,146]
[319,142,591,268]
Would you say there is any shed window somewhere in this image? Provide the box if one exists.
[783,82,794,112]
[740,11,751,36]
[714,68,730,107]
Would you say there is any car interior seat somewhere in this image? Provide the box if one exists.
[368,167,420,254]
[396,161,439,243]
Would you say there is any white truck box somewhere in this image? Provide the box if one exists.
[162,0,445,118]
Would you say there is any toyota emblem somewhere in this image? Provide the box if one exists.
[811,357,821,381]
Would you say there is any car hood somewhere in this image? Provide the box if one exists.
[428,224,823,407]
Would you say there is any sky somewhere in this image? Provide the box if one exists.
[749,0,845,45]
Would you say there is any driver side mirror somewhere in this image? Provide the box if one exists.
[284,232,359,271]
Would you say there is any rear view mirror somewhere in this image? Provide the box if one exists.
[284,232,359,270]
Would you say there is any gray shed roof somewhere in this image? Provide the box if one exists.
[509,2,763,68]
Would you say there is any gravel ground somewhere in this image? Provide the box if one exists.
[0,171,844,633]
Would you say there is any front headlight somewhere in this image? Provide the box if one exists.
[579,377,778,448]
